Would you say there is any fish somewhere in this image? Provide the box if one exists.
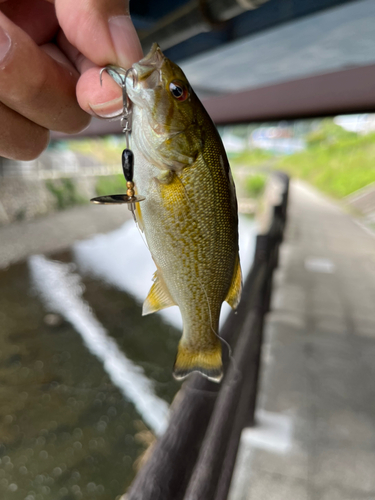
[127,43,242,382]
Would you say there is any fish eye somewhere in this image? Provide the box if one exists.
[169,80,189,101]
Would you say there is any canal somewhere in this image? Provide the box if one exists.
[0,212,256,500]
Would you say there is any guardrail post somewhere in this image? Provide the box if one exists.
[246,234,270,427]
[248,174,289,426]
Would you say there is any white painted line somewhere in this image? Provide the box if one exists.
[353,218,375,239]
[304,257,335,274]
[241,410,293,454]
[28,255,169,436]
[228,410,293,500]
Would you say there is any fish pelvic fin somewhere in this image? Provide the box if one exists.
[173,339,223,383]
[142,271,176,316]
[134,195,144,232]
[225,255,242,309]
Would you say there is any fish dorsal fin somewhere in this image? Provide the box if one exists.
[225,256,242,310]
[142,271,176,316]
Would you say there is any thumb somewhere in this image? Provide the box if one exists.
[54,0,143,69]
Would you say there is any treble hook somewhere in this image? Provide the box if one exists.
[90,65,145,211]
[99,66,138,149]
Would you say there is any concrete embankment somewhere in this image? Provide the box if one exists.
[0,175,100,224]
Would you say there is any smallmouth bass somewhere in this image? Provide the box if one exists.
[127,44,242,382]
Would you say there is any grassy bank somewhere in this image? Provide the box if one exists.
[279,120,375,198]
[95,174,126,196]
[45,175,127,211]
[229,148,273,167]
[46,178,87,210]
[230,119,375,200]
[66,136,124,165]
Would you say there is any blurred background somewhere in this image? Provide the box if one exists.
[1,1,375,499]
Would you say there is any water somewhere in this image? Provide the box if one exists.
[0,215,256,500]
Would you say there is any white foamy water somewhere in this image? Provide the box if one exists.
[73,214,257,330]
[28,254,169,436]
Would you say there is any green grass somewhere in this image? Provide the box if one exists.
[95,175,126,196]
[230,120,375,200]
[46,178,87,210]
[229,148,274,167]
[279,120,375,198]
[245,174,268,197]
[65,136,125,165]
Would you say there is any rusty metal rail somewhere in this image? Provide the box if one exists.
[126,172,289,500]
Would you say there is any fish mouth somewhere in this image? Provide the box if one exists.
[132,43,165,88]
[138,43,165,68]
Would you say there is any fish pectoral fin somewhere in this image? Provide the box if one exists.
[225,256,242,310]
[156,170,174,185]
[173,339,223,383]
[142,272,176,316]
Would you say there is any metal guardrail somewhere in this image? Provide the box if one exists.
[125,172,289,500]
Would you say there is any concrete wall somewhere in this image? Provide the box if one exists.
[0,176,97,225]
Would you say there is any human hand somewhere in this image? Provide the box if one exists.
[0,0,142,160]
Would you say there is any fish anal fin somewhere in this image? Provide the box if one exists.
[173,339,223,383]
[142,272,176,316]
[225,256,242,310]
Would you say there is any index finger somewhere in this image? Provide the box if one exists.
[53,0,143,69]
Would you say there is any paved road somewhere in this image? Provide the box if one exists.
[0,204,131,269]
[230,181,375,500]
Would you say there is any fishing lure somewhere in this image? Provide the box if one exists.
[90,66,145,214]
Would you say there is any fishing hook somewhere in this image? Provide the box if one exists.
[99,66,138,149]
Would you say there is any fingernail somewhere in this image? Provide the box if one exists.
[0,26,11,64]
[89,96,123,118]
[108,15,143,68]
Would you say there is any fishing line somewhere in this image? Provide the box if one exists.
[134,216,150,251]
[196,273,237,376]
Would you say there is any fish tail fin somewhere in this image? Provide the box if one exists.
[173,339,223,383]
